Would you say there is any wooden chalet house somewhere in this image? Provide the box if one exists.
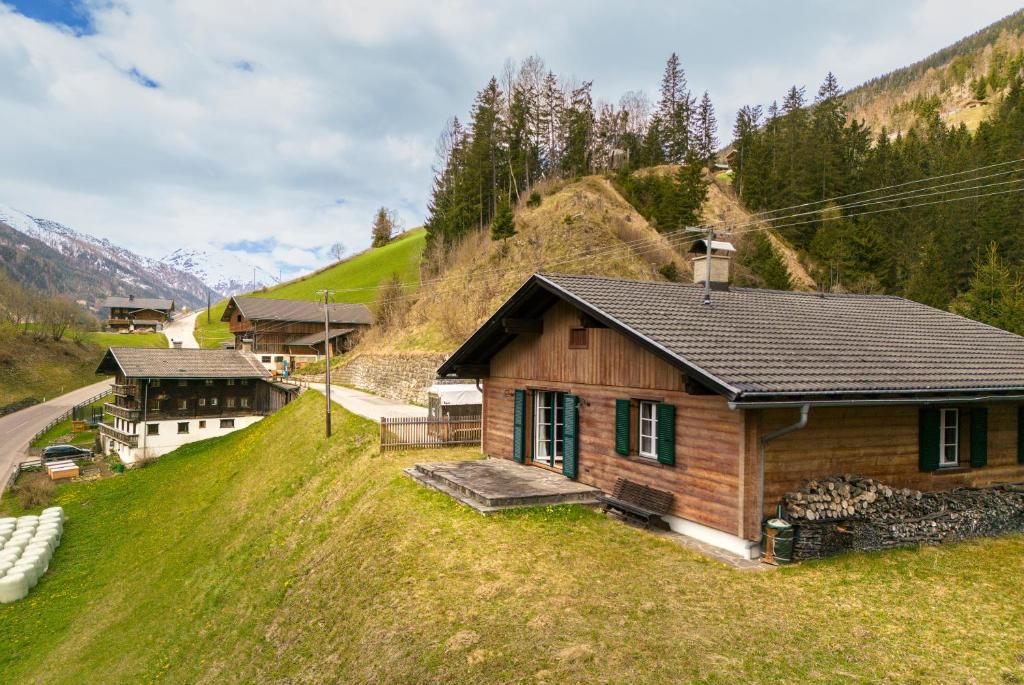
[221,296,373,374]
[103,295,175,332]
[439,262,1024,558]
[96,347,297,464]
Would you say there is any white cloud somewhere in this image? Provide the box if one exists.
[0,0,1020,285]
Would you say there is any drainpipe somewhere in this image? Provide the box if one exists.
[757,403,810,526]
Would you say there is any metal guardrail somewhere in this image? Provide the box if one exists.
[380,415,482,451]
[27,387,113,448]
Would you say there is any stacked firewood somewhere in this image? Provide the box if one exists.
[780,474,1024,560]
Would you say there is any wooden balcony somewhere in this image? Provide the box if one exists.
[112,384,137,397]
[104,402,141,421]
[98,423,139,448]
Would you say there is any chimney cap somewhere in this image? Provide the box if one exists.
[688,239,736,255]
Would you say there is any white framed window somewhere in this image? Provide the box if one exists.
[240,397,250,409]
[178,399,188,410]
[940,408,959,467]
[199,398,206,407]
[226,397,236,408]
[638,401,658,459]
[210,397,219,407]
[177,422,189,434]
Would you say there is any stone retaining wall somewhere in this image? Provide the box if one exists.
[301,351,449,406]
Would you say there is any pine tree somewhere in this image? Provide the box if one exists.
[950,243,1024,334]
[693,91,718,166]
[561,81,595,177]
[371,207,397,247]
[657,53,694,163]
[490,195,516,241]
[673,152,708,228]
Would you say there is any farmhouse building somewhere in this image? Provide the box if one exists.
[96,347,297,464]
[102,295,175,332]
[221,296,373,374]
[439,272,1024,558]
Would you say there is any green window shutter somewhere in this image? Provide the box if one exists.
[512,389,526,463]
[655,402,676,466]
[919,408,940,472]
[562,394,579,479]
[970,408,988,468]
[1018,407,1024,465]
[614,399,631,455]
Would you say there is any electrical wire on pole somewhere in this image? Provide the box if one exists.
[315,289,339,438]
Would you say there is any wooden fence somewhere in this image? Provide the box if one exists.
[380,415,482,451]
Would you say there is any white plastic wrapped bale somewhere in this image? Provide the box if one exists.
[28,541,55,563]
[36,523,62,542]
[38,518,63,533]
[0,517,16,527]
[39,512,63,526]
[15,515,39,529]
[41,507,64,519]
[0,571,29,603]
[0,560,13,576]
[0,550,21,565]
[0,529,12,544]
[11,560,40,588]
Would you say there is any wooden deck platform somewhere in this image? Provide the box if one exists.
[405,459,601,513]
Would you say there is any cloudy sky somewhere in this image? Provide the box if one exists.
[1,0,1021,286]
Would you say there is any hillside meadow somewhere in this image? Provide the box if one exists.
[195,228,426,348]
[2,392,1024,684]
[0,329,166,412]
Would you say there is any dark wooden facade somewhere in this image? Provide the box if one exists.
[482,300,1024,543]
[107,307,172,331]
[106,372,289,422]
[226,315,364,358]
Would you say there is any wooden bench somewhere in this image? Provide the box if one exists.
[597,478,674,530]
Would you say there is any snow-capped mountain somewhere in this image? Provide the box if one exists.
[0,203,220,311]
[160,247,265,297]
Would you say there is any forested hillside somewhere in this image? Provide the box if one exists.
[731,69,1024,318]
[845,9,1024,133]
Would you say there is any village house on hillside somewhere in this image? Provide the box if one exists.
[102,295,174,332]
[438,263,1024,559]
[97,347,297,464]
[221,296,372,375]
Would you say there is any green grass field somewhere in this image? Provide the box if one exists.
[3,392,1024,684]
[0,330,166,412]
[195,228,426,348]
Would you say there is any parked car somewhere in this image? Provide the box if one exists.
[42,444,91,461]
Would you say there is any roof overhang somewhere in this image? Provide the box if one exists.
[730,389,1024,410]
[437,274,742,399]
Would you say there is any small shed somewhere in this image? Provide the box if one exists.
[427,383,482,420]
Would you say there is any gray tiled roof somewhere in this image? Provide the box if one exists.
[97,347,271,379]
[540,274,1024,397]
[224,296,372,325]
[103,296,174,311]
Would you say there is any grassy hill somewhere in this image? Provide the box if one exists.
[844,9,1024,133]
[0,329,166,413]
[2,391,1024,683]
[371,176,686,352]
[195,228,426,348]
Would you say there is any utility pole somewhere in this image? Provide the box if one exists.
[315,289,338,438]
[206,290,211,324]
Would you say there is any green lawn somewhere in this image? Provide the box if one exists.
[82,331,168,349]
[2,392,1024,683]
[195,228,426,348]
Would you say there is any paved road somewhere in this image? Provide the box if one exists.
[164,311,199,349]
[304,382,427,421]
[0,378,113,501]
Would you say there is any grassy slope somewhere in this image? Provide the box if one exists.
[3,392,1024,684]
[195,228,426,349]
[0,331,166,409]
